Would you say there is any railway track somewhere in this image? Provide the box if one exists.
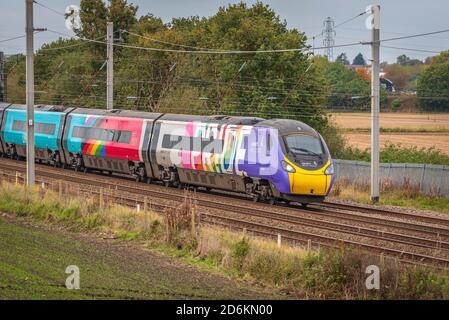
[1,157,449,268]
[318,201,449,229]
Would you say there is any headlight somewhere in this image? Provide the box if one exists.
[324,163,334,175]
[281,160,296,173]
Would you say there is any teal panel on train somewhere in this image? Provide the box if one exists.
[3,107,64,151]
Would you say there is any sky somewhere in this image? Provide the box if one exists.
[1,0,448,63]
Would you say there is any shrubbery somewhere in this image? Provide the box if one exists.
[338,142,449,165]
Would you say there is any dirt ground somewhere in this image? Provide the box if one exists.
[331,112,449,130]
[344,132,449,154]
[0,215,286,300]
[331,112,449,154]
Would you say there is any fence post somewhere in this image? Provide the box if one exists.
[277,234,281,248]
[191,205,196,237]
[58,180,62,199]
[419,164,426,194]
[99,188,103,209]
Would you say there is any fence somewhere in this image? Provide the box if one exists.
[333,159,449,197]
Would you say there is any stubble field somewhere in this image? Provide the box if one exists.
[331,112,449,155]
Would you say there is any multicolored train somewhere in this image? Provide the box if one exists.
[0,103,334,204]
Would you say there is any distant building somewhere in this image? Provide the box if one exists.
[380,78,395,92]
[345,64,395,92]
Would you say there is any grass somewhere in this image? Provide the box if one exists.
[338,142,449,165]
[331,179,449,215]
[3,181,449,299]
[0,218,280,300]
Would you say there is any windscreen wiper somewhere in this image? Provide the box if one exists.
[290,147,322,158]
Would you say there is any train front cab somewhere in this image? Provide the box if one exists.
[262,119,335,204]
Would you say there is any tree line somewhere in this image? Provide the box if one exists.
[4,0,449,135]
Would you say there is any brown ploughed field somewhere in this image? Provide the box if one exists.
[331,112,449,154]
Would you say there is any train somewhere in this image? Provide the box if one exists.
[0,103,334,205]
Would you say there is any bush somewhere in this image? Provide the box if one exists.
[339,142,449,165]
[320,123,347,159]
[391,99,402,111]
[163,200,197,250]
[231,237,250,271]
[417,52,449,112]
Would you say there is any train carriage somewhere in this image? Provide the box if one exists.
[151,115,334,204]
[150,114,263,191]
[0,104,73,166]
[62,108,162,181]
[0,102,11,156]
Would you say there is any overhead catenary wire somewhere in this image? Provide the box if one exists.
[380,45,443,54]
[123,30,221,51]
[33,0,66,16]
[334,11,367,29]
[46,29,362,54]
[377,28,449,44]
[0,35,26,43]
[0,29,46,44]
[311,10,368,39]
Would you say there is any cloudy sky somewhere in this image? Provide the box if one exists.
[1,0,448,63]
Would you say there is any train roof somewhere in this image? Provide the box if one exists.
[0,102,11,111]
[70,107,163,119]
[256,119,318,136]
[159,114,264,125]
[7,104,75,113]
[2,105,317,134]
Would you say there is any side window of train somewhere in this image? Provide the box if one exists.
[12,120,26,132]
[202,136,223,154]
[162,134,183,149]
[72,126,130,143]
[12,120,56,135]
[37,123,56,135]
[114,130,132,144]
[162,134,224,153]
[72,126,86,138]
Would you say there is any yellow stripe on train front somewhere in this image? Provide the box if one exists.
[284,157,331,196]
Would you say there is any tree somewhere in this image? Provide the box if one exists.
[352,53,366,66]
[116,2,329,129]
[107,0,138,41]
[76,0,137,41]
[76,0,108,39]
[397,54,422,66]
[384,64,409,91]
[8,2,332,133]
[315,57,370,110]
[355,68,370,82]
[335,53,350,65]
[417,51,449,111]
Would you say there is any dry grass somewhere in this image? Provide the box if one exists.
[330,177,449,214]
[3,180,449,299]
